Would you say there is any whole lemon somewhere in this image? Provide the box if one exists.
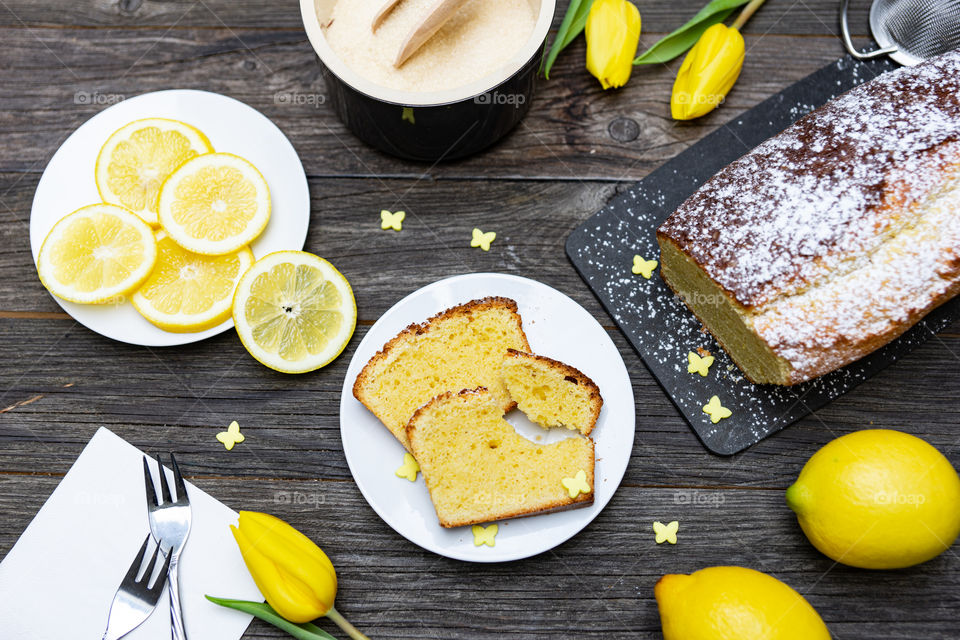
[786,429,960,569]
[655,566,830,640]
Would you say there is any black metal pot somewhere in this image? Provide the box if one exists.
[300,0,555,163]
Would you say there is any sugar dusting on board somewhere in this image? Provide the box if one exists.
[565,55,960,454]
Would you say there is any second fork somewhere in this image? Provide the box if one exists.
[143,454,193,640]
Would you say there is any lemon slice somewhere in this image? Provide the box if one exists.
[158,152,270,255]
[131,231,254,333]
[95,118,213,227]
[37,204,158,304]
[232,251,356,373]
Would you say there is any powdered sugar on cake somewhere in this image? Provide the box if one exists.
[658,50,960,380]
[659,50,960,309]
[753,178,960,379]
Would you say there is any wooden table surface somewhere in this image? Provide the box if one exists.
[2,1,959,638]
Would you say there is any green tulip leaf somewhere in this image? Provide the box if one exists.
[633,0,749,65]
[206,596,338,640]
[541,0,595,79]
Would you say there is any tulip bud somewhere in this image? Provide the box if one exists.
[585,0,641,90]
[230,511,337,623]
[671,23,745,120]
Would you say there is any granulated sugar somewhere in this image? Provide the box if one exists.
[323,0,537,93]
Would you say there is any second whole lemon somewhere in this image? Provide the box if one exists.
[786,429,960,569]
[655,566,830,640]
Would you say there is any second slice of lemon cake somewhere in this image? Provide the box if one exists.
[501,349,603,436]
[407,387,595,528]
[353,297,531,450]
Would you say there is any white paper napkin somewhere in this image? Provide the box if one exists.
[0,427,263,639]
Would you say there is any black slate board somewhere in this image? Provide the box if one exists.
[566,55,960,455]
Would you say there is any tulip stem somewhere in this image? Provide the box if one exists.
[326,607,371,640]
[731,0,767,31]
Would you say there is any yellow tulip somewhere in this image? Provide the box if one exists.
[231,511,337,623]
[585,0,641,90]
[671,23,745,120]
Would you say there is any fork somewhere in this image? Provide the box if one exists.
[143,454,193,640]
[101,534,171,640]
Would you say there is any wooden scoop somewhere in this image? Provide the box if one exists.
[371,0,402,32]
[371,0,471,68]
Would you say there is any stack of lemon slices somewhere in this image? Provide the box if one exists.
[36,118,355,373]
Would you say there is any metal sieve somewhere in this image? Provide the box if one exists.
[841,0,960,66]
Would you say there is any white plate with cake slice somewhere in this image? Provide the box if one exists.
[339,273,635,562]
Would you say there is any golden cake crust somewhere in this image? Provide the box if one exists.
[503,349,603,436]
[353,296,531,447]
[407,387,595,529]
[656,50,960,385]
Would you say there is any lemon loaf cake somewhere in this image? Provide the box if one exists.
[353,297,531,450]
[501,349,603,436]
[407,388,595,528]
[657,49,960,385]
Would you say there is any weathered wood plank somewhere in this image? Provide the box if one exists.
[0,29,851,179]
[2,2,959,638]
[0,0,872,36]
[1,475,957,638]
[1,308,957,488]
[2,174,622,312]
[4,167,959,489]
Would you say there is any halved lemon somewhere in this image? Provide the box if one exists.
[37,203,158,304]
[95,118,213,227]
[158,152,270,255]
[131,231,254,333]
[232,251,356,373]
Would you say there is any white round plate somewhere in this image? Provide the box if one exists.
[339,273,636,562]
[29,89,310,346]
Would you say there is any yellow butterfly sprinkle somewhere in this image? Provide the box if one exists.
[216,421,244,451]
[471,228,496,251]
[380,209,405,231]
[653,520,679,544]
[687,351,715,377]
[395,452,420,482]
[401,107,415,124]
[702,395,732,423]
[472,524,498,547]
[632,255,658,279]
[561,469,591,499]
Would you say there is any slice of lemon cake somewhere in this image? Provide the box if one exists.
[501,349,603,436]
[353,297,530,450]
[407,387,595,528]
